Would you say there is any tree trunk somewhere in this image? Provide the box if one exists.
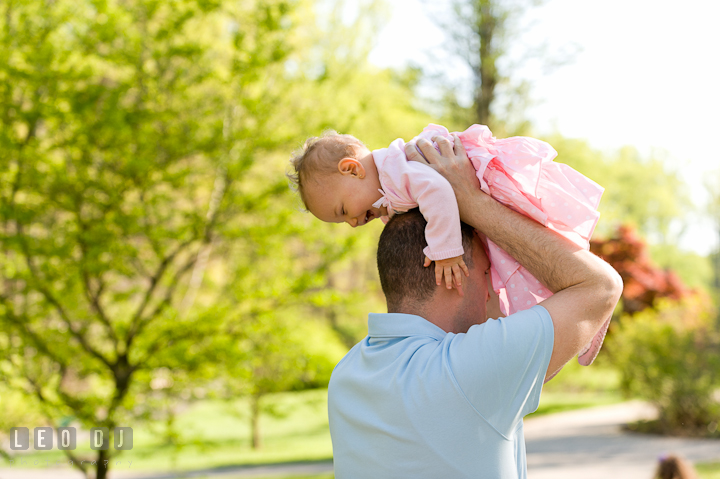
[251,393,262,450]
[95,450,109,479]
[474,0,502,127]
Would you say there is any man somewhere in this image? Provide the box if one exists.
[328,135,623,478]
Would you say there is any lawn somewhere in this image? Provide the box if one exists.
[531,359,623,417]
[698,462,720,479]
[8,388,333,474]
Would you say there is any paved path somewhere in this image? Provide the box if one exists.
[1,402,718,478]
[526,401,720,479]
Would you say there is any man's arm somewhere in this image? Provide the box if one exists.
[406,135,623,380]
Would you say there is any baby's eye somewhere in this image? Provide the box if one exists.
[342,208,346,216]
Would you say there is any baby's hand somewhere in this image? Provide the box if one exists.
[424,255,470,296]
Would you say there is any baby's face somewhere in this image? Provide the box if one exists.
[305,153,388,227]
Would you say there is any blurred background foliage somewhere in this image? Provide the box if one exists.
[611,296,720,436]
[0,0,718,477]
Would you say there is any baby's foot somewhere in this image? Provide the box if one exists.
[578,316,612,366]
[544,365,563,383]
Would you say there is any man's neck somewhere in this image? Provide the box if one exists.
[392,283,498,333]
[392,301,482,335]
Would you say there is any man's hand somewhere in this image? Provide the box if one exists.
[404,135,485,219]
[424,254,470,296]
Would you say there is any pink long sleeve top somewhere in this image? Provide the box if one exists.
[371,138,465,262]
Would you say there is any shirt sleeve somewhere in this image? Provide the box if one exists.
[445,305,554,438]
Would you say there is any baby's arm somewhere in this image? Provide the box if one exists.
[400,160,470,295]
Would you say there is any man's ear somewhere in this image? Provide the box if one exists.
[338,157,366,179]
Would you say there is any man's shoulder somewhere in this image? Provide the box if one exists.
[446,305,554,437]
[328,339,365,386]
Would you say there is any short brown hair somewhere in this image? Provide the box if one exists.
[377,209,475,312]
[287,130,366,208]
[656,455,698,479]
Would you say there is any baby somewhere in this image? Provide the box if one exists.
[289,123,609,367]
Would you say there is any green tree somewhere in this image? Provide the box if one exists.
[649,244,714,293]
[450,0,514,127]
[213,311,338,450]
[0,1,439,474]
[199,185,351,450]
[433,0,572,135]
[0,1,300,477]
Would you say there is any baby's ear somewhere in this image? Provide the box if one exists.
[338,157,366,178]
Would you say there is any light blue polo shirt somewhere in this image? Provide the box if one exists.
[328,305,554,479]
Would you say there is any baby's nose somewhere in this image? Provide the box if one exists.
[347,217,358,228]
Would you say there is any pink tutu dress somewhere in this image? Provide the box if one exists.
[371,124,609,368]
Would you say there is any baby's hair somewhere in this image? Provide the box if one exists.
[655,455,697,479]
[287,130,366,208]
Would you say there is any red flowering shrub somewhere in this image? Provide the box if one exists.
[590,225,688,314]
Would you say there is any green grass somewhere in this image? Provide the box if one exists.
[531,390,623,417]
[7,388,333,473]
[542,357,621,393]
[529,359,623,417]
[697,462,720,479]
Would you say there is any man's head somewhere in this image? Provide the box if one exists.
[377,209,491,332]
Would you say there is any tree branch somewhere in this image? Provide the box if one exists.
[135,321,206,367]
[179,165,229,317]
[73,206,119,347]
[15,223,114,369]
[126,238,194,345]
[0,294,70,369]
[129,254,198,347]
[81,270,118,346]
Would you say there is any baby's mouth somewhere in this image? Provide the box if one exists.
[364,210,375,224]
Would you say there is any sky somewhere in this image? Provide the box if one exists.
[365,0,720,255]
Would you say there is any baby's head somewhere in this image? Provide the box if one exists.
[288,131,388,227]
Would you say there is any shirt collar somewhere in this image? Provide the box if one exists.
[368,313,447,340]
